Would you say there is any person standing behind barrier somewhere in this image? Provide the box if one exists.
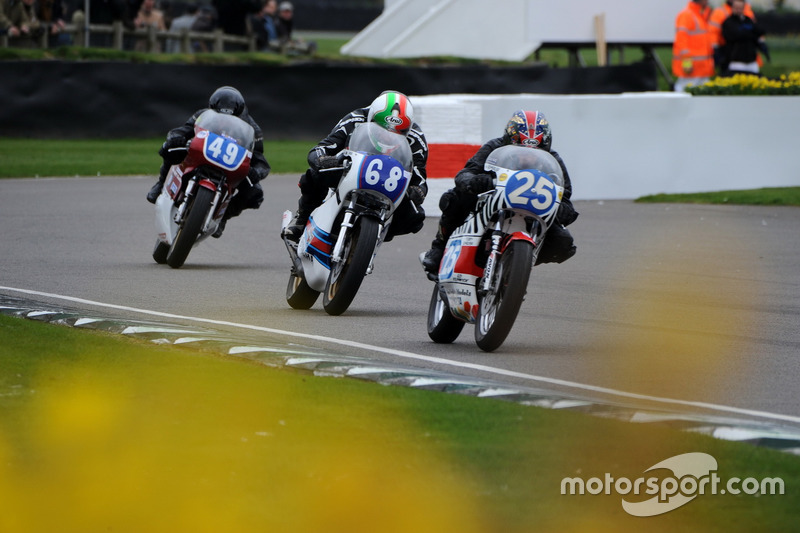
[212,0,260,50]
[709,0,758,73]
[275,1,315,55]
[722,0,766,75]
[250,0,278,52]
[165,3,197,53]
[5,0,43,47]
[672,0,714,92]
[133,0,166,51]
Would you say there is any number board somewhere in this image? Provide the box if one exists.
[201,131,249,171]
[357,155,410,203]
[502,169,560,217]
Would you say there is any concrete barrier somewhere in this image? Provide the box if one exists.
[413,92,800,206]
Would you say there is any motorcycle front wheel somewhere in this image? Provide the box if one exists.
[323,216,379,316]
[475,240,533,352]
[286,272,320,310]
[167,186,214,269]
[427,285,465,343]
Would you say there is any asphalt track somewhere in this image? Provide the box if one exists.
[1,175,799,427]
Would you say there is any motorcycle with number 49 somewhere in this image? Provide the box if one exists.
[426,145,565,352]
[152,109,254,268]
[282,122,414,316]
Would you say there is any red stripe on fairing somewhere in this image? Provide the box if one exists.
[427,143,482,178]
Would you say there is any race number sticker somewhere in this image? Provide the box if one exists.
[503,169,560,217]
[439,239,462,281]
[357,155,410,203]
[202,132,249,171]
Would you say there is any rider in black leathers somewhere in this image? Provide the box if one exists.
[421,109,578,274]
[282,90,428,243]
[146,86,271,238]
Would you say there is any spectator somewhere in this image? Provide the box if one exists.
[709,0,758,72]
[250,0,278,52]
[275,1,315,55]
[37,0,70,46]
[5,0,43,48]
[189,4,216,52]
[672,0,714,92]
[166,2,198,53]
[133,0,166,51]
[722,0,766,75]
[1,0,23,38]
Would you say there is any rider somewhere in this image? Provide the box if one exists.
[145,86,271,238]
[282,90,428,243]
[420,109,578,274]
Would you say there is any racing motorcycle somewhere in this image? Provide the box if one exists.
[282,122,414,316]
[152,109,254,268]
[425,145,565,352]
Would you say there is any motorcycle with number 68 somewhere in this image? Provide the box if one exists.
[426,145,565,352]
[282,122,414,316]
[152,109,254,268]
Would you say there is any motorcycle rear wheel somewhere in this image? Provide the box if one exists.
[167,186,214,269]
[152,239,169,264]
[427,285,465,343]
[286,272,320,310]
[475,240,533,352]
[323,216,379,316]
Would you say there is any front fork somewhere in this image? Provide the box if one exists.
[481,224,504,293]
[330,198,386,277]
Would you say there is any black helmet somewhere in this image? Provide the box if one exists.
[209,86,245,116]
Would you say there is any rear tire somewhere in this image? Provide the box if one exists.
[427,285,465,343]
[286,272,320,310]
[152,240,169,264]
[322,217,379,316]
[166,186,214,269]
[474,240,533,352]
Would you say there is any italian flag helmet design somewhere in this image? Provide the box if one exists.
[367,91,414,135]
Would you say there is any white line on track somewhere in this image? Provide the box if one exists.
[4,285,800,426]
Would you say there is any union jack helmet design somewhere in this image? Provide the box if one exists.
[505,109,552,151]
[367,91,414,135]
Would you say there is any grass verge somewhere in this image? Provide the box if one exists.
[636,187,800,206]
[1,313,798,532]
[0,138,314,178]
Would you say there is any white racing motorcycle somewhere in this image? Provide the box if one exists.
[426,145,565,352]
[282,122,414,315]
[152,109,254,268]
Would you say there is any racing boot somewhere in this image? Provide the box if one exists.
[420,226,448,275]
[146,163,170,204]
[281,209,310,243]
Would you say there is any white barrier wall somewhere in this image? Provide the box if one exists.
[414,93,800,202]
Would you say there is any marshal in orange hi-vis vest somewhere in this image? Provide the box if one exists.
[673,1,715,79]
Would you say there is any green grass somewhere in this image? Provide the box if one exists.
[1,313,799,531]
[0,138,314,178]
[637,187,800,206]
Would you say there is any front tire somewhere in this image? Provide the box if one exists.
[475,240,533,352]
[166,186,214,269]
[323,216,379,316]
[427,285,465,343]
[286,272,320,309]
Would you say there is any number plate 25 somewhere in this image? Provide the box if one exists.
[503,169,562,217]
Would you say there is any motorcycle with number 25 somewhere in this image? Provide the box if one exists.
[426,144,565,352]
[152,109,254,268]
[282,122,414,316]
